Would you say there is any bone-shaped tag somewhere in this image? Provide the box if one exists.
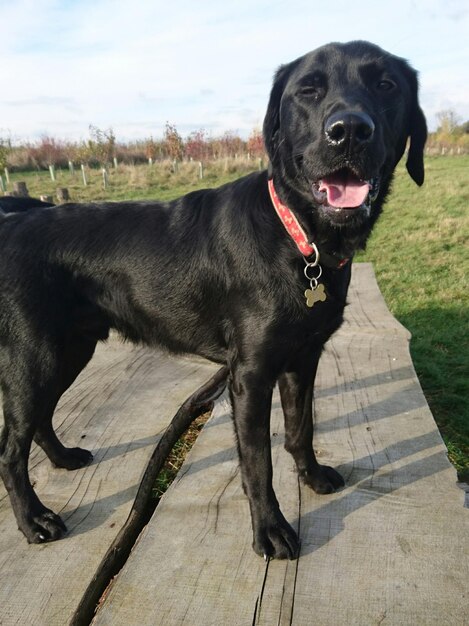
[304,283,327,308]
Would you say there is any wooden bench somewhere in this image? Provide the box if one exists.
[1,264,468,625]
[0,343,221,625]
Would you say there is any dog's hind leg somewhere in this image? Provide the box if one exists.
[279,350,345,494]
[0,363,68,542]
[33,334,98,470]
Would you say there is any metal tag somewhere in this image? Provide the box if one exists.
[304,283,327,308]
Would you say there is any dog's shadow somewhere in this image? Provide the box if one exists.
[58,362,453,549]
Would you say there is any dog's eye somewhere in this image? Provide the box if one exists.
[299,83,324,98]
[376,79,396,91]
[298,74,325,98]
[300,86,319,96]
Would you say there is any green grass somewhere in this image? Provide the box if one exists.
[5,159,257,203]
[357,156,469,480]
[5,155,469,481]
[152,414,210,501]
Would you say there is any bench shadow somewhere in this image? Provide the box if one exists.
[58,352,454,542]
[169,378,430,478]
[294,446,453,557]
[28,434,164,476]
[61,485,139,537]
[314,364,416,399]
[62,422,452,543]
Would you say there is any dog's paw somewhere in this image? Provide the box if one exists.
[252,515,299,560]
[22,510,67,544]
[52,447,93,470]
[303,464,345,494]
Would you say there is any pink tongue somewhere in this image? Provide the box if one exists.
[319,173,370,208]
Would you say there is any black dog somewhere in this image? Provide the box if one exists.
[0,41,426,559]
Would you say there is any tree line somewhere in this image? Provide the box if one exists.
[426,110,469,153]
[0,124,265,172]
[1,109,467,173]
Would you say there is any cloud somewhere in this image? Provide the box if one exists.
[4,96,80,110]
[0,0,468,140]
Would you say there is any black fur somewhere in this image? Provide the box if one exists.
[0,41,426,558]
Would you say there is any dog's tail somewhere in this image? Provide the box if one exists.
[0,196,55,215]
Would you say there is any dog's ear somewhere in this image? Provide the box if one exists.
[263,62,296,175]
[405,71,427,186]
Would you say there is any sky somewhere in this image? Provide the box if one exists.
[1,0,468,144]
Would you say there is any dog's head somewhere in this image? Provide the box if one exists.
[263,41,427,245]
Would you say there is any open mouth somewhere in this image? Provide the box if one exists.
[312,168,380,218]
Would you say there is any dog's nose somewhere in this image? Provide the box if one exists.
[324,111,375,147]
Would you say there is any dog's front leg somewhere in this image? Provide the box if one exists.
[230,366,299,560]
[279,352,345,494]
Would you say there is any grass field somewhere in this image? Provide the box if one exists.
[5,155,469,480]
[4,158,258,203]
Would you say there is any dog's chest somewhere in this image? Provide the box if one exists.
[305,294,345,339]
[263,294,343,368]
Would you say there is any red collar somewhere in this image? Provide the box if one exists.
[268,178,316,257]
[267,178,349,268]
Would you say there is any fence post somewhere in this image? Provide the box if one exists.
[56,188,70,203]
[0,176,4,193]
[102,168,108,189]
[68,161,75,175]
[49,165,56,181]
[113,157,118,169]
[4,168,10,184]
[13,181,29,197]
[148,157,153,166]
[81,164,88,186]
[198,161,204,179]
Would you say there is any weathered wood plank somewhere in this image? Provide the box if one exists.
[93,264,469,626]
[0,341,218,625]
